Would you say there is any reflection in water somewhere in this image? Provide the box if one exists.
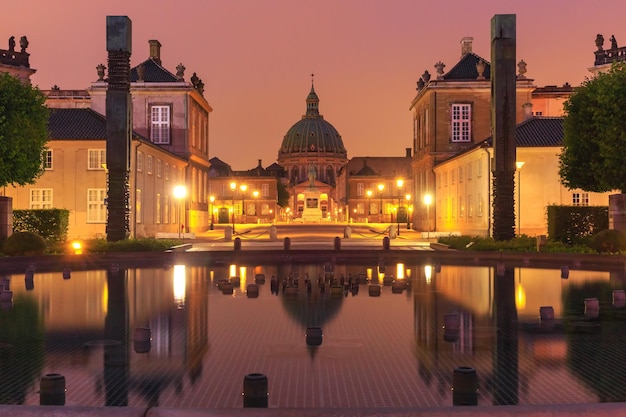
[3,261,625,408]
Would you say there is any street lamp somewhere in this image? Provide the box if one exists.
[230,181,237,232]
[396,179,404,236]
[173,185,187,240]
[209,195,215,230]
[423,193,432,240]
[240,184,248,224]
[405,194,411,229]
[377,183,385,222]
[516,161,525,236]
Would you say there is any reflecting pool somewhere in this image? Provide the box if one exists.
[1,260,626,408]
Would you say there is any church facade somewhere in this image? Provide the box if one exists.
[277,82,347,221]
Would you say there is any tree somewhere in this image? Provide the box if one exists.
[276,180,290,208]
[559,62,626,193]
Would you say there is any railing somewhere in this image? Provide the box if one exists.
[595,46,626,66]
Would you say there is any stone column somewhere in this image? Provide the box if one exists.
[105,16,132,241]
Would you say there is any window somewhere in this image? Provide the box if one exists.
[467,163,473,180]
[477,160,483,177]
[534,111,543,116]
[165,163,169,180]
[459,196,464,218]
[137,152,143,172]
[459,167,463,182]
[88,149,106,170]
[262,183,269,197]
[357,203,365,215]
[572,193,580,206]
[582,193,589,206]
[87,189,107,223]
[262,203,270,215]
[357,183,364,197]
[151,105,170,144]
[30,189,52,209]
[136,189,142,223]
[43,150,53,170]
[164,195,170,224]
[146,155,153,175]
[156,159,162,178]
[156,193,161,224]
[468,195,474,217]
[451,104,471,142]
[478,193,483,216]
[451,169,456,185]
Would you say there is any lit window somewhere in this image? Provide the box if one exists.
[43,150,53,170]
[451,104,471,142]
[151,105,170,144]
[156,193,161,224]
[156,159,162,178]
[357,183,364,196]
[87,189,107,223]
[136,189,142,223]
[357,203,364,215]
[137,152,143,172]
[30,189,52,209]
[146,155,153,175]
[262,183,269,197]
[88,149,106,170]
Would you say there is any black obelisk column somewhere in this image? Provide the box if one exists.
[105,16,132,242]
[490,14,517,241]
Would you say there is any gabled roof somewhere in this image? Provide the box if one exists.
[208,157,233,177]
[130,58,179,83]
[353,160,379,176]
[48,108,107,139]
[443,52,491,81]
[515,117,563,147]
[342,156,411,178]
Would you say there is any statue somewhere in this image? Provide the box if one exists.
[611,34,618,50]
[19,36,28,53]
[595,34,604,51]
[308,164,317,187]
[8,36,15,52]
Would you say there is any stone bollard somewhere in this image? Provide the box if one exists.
[269,226,278,241]
[133,327,152,353]
[343,226,352,238]
[585,297,600,319]
[306,327,323,346]
[247,284,259,298]
[334,236,341,251]
[224,226,233,241]
[613,289,626,309]
[234,237,242,251]
[452,366,478,406]
[40,373,66,406]
[284,237,291,250]
[382,236,390,250]
[368,284,381,297]
[389,224,397,239]
[243,373,268,408]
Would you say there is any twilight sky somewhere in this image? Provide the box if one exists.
[4,0,625,170]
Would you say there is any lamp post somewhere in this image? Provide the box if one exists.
[240,184,248,224]
[209,195,215,230]
[405,194,411,229]
[396,179,404,236]
[230,181,236,232]
[423,193,432,240]
[516,161,525,236]
[173,185,187,240]
[252,190,259,223]
[377,183,385,222]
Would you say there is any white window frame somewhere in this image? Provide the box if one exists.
[87,189,107,223]
[357,183,364,197]
[137,152,143,172]
[156,159,162,178]
[30,189,52,209]
[572,193,580,206]
[451,103,471,142]
[151,105,171,144]
[261,183,270,197]
[146,155,153,175]
[44,150,53,170]
[88,149,106,170]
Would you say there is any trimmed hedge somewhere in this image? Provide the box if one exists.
[547,205,608,244]
[13,209,69,243]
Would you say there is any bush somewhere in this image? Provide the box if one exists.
[85,238,180,253]
[2,231,47,256]
[589,229,626,253]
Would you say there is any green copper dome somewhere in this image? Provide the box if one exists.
[279,84,347,157]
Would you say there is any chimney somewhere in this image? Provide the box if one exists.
[257,159,263,167]
[522,103,533,120]
[405,148,412,158]
[149,40,162,65]
[461,36,473,57]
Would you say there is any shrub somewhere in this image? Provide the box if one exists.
[2,231,47,256]
[589,229,626,253]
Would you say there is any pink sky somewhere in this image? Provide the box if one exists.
[4,0,625,170]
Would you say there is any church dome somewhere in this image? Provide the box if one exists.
[278,84,347,157]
